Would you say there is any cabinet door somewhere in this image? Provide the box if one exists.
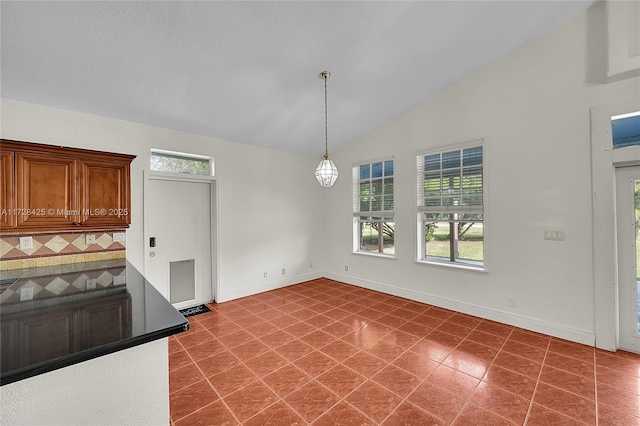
[16,153,78,228]
[17,310,77,367]
[0,151,15,229]
[80,160,131,227]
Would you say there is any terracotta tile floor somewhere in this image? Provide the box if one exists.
[169,278,640,425]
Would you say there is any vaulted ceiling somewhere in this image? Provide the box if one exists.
[1,1,597,156]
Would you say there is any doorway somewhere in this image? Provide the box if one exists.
[144,172,217,309]
[615,166,640,353]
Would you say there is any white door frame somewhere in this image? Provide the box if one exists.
[591,102,640,351]
[143,170,219,303]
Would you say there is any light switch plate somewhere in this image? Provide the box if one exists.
[544,229,565,241]
[113,276,126,285]
[113,232,125,242]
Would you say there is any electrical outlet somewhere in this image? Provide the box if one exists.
[113,276,126,285]
[86,278,97,289]
[20,287,34,301]
[345,265,349,272]
[85,234,96,245]
[263,272,268,279]
[281,268,286,275]
[508,297,517,307]
[19,236,33,250]
[112,232,126,242]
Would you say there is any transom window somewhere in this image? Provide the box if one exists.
[417,141,484,268]
[352,159,394,255]
[612,111,640,149]
[150,149,213,175]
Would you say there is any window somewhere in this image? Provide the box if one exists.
[417,141,484,268]
[150,149,213,175]
[353,159,394,255]
[612,111,640,149]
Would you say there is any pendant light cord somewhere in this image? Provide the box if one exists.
[324,73,329,157]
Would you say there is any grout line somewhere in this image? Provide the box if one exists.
[171,279,613,425]
[522,336,551,425]
[447,318,496,425]
[287,295,418,423]
[329,328,416,424]
[232,301,327,424]
[170,338,243,425]
[365,313,453,424]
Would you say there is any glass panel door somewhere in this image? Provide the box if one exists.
[615,166,640,352]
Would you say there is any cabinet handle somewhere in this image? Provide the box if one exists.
[72,222,84,226]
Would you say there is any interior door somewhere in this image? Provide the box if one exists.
[615,166,640,353]
[145,174,214,309]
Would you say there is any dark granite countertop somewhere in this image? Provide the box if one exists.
[0,259,189,385]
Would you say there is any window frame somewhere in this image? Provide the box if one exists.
[150,149,214,176]
[416,139,487,271]
[352,156,395,257]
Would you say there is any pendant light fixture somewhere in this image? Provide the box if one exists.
[315,71,339,187]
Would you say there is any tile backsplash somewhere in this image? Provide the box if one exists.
[0,231,126,271]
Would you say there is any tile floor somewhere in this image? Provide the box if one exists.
[169,278,640,425]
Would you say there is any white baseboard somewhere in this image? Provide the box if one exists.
[217,271,323,303]
[325,272,596,347]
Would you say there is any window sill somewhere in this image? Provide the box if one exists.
[352,251,397,260]
[415,259,487,274]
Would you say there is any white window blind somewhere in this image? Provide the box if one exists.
[417,144,483,214]
[353,159,394,219]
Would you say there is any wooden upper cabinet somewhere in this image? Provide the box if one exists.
[1,139,135,232]
[16,153,78,228]
[80,160,131,227]
[0,151,15,229]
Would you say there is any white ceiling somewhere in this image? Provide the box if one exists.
[1,1,597,157]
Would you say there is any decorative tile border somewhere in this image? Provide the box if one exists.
[0,231,126,271]
[1,251,126,273]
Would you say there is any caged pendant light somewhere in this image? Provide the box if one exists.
[315,71,339,187]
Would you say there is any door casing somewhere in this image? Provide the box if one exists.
[590,103,640,351]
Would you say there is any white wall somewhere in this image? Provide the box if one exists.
[1,98,325,301]
[323,2,640,346]
[2,3,638,350]
[0,339,169,425]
